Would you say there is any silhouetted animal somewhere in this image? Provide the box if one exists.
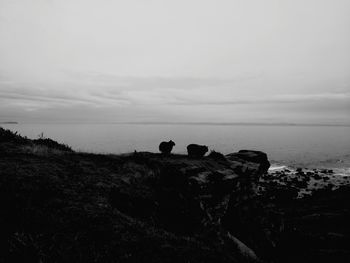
[159,140,175,155]
[187,144,208,158]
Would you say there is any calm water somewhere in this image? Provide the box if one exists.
[2,123,350,172]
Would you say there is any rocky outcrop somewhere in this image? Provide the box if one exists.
[273,186,350,263]
[106,150,273,261]
[227,150,270,175]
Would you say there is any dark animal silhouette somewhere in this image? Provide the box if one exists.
[159,140,175,155]
[187,144,208,158]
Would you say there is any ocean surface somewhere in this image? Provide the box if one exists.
[2,123,350,175]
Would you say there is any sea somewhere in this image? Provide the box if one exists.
[2,123,350,176]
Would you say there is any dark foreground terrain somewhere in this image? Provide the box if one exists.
[0,127,349,263]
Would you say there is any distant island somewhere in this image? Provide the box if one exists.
[0,121,18,124]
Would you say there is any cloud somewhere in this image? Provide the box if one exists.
[0,74,132,110]
[1,72,350,108]
[1,70,349,124]
[168,92,350,106]
[0,71,262,109]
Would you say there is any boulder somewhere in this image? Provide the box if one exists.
[227,150,270,174]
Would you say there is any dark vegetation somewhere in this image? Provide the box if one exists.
[0,127,349,263]
[32,137,72,152]
[0,128,72,153]
[0,128,28,144]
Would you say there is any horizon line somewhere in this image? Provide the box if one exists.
[2,121,350,127]
[119,121,350,127]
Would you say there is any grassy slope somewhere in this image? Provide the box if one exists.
[0,128,240,263]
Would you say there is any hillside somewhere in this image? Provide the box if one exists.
[0,127,349,263]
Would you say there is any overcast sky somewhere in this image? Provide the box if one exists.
[0,0,349,124]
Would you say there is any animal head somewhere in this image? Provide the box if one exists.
[203,146,209,152]
[169,140,175,146]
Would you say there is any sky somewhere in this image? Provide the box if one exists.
[0,0,349,124]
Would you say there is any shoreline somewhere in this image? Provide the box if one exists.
[269,163,350,176]
[266,165,350,198]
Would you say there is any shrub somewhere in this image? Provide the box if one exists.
[33,138,73,152]
[0,127,28,144]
